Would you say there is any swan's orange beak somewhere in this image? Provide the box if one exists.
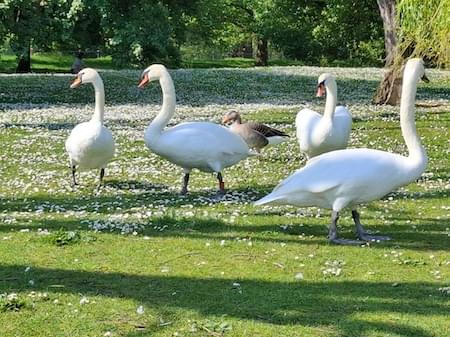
[70,76,82,89]
[316,83,325,97]
[138,74,149,88]
[222,116,231,124]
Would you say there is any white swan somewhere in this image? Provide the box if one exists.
[65,68,115,187]
[296,73,352,159]
[255,59,429,244]
[138,64,254,196]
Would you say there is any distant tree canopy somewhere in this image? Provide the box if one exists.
[0,0,448,71]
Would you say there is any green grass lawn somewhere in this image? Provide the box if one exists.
[0,53,114,73]
[0,53,305,73]
[0,66,449,337]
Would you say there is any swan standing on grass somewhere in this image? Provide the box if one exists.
[65,68,115,188]
[138,64,254,197]
[255,59,429,244]
[296,73,352,159]
[222,110,289,152]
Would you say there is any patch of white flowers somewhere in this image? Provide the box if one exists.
[322,260,345,277]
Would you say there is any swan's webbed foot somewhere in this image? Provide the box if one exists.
[352,210,391,243]
[211,172,226,200]
[329,238,364,245]
[357,232,391,242]
[327,210,364,245]
[213,189,226,199]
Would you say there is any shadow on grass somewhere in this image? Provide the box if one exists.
[0,206,448,251]
[0,184,266,214]
[0,71,374,107]
[0,264,447,337]
[2,122,75,130]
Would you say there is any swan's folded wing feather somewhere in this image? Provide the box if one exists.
[246,122,289,138]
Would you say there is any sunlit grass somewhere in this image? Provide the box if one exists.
[0,53,113,73]
[0,66,449,337]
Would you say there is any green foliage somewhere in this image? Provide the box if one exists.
[99,1,181,67]
[2,0,447,69]
[397,0,450,66]
[0,0,71,56]
[46,228,82,246]
[312,0,384,65]
[183,0,385,66]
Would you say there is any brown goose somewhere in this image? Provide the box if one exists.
[222,111,289,152]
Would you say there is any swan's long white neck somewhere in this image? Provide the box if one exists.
[91,77,105,123]
[400,69,427,170]
[323,79,337,120]
[146,69,176,144]
[313,78,337,143]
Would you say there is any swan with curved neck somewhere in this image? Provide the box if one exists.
[65,68,115,187]
[296,73,352,159]
[138,64,253,196]
[256,59,429,244]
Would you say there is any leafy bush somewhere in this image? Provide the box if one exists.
[47,229,82,246]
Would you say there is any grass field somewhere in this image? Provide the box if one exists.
[0,53,114,73]
[0,65,449,337]
[0,53,305,73]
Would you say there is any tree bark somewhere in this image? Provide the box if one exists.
[16,43,31,73]
[373,0,402,105]
[377,0,397,67]
[255,36,268,67]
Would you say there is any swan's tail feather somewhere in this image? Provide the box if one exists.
[254,193,284,206]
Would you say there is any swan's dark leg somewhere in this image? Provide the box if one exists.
[353,210,391,242]
[97,168,105,191]
[71,165,78,186]
[217,172,225,193]
[328,211,363,245]
[181,172,190,195]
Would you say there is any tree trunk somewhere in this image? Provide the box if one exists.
[373,0,402,105]
[255,36,268,67]
[16,43,31,73]
[377,0,397,67]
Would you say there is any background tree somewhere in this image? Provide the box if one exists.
[312,0,384,65]
[99,1,179,67]
[373,0,450,105]
[221,0,273,66]
[0,0,71,72]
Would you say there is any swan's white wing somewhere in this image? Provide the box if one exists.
[147,122,250,172]
[295,108,321,155]
[255,148,411,208]
[66,122,115,169]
